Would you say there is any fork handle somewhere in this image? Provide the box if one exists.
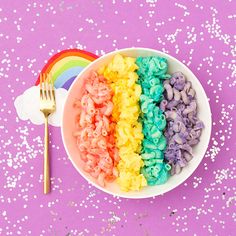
[44,116,50,194]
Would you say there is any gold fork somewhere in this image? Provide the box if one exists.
[39,73,56,194]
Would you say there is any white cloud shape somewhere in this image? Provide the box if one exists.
[14,86,68,127]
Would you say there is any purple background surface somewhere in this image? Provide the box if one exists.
[0,1,236,235]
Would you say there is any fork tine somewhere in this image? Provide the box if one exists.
[50,73,56,102]
[40,73,42,88]
[43,73,47,99]
[49,73,53,100]
[40,73,43,99]
[47,73,51,100]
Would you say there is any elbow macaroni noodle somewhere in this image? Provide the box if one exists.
[73,55,204,191]
[101,54,147,191]
[74,72,119,187]
[136,56,171,186]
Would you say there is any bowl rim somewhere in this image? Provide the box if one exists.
[61,47,212,199]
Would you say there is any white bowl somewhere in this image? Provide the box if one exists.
[61,48,212,199]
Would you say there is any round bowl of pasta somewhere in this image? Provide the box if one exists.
[61,48,212,199]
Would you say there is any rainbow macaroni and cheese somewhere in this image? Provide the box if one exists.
[73,54,204,191]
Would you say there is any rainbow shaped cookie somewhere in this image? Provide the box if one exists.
[35,49,98,90]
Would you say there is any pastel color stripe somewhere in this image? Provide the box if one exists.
[100,54,147,191]
[54,67,84,88]
[136,56,170,186]
[62,76,76,90]
[49,56,90,76]
[35,49,98,90]
[73,54,170,191]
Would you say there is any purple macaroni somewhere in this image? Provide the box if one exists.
[163,72,204,175]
